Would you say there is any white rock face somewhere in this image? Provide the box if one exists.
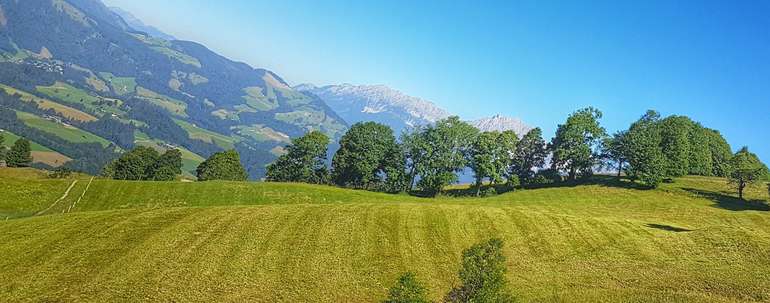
[296,83,451,133]
[471,114,532,136]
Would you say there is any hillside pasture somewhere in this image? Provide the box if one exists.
[16,111,112,147]
[0,84,97,122]
[0,170,768,302]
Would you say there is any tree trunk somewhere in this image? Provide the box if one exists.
[569,166,576,181]
[617,162,623,177]
[475,177,482,197]
[739,182,745,200]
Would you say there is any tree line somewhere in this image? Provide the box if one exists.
[264,107,769,199]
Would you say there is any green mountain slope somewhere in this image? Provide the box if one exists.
[0,0,347,177]
[1,170,769,302]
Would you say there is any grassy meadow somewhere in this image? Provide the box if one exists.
[0,168,768,302]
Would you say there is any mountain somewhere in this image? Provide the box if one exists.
[471,114,532,136]
[0,0,347,178]
[109,6,176,41]
[296,83,450,134]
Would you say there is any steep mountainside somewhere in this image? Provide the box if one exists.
[296,83,450,134]
[0,0,347,178]
[471,114,532,136]
[109,6,175,41]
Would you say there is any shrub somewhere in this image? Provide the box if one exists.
[383,272,430,303]
[445,238,515,303]
[480,187,497,198]
[48,167,73,179]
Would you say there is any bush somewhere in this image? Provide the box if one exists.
[537,169,562,183]
[445,238,515,303]
[48,167,73,179]
[480,187,497,198]
[383,272,430,303]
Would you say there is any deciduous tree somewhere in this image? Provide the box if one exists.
[511,128,547,182]
[470,131,503,196]
[383,272,430,303]
[416,116,478,197]
[445,238,514,303]
[549,107,607,180]
[602,130,630,177]
[332,122,404,191]
[152,149,183,181]
[728,147,767,200]
[266,131,330,184]
[625,110,666,188]
[196,149,248,181]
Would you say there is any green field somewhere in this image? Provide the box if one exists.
[36,81,125,116]
[173,118,237,150]
[16,111,112,147]
[0,169,768,302]
[1,130,54,152]
[98,72,137,96]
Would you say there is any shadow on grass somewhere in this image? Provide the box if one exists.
[682,188,770,211]
[646,223,693,232]
[522,175,652,191]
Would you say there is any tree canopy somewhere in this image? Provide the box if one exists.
[266,131,330,184]
[105,146,182,181]
[196,149,248,181]
[6,138,33,168]
[332,122,404,192]
[729,147,768,200]
[445,238,514,303]
[624,111,666,188]
[415,116,478,197]
[511,128,547,183]
[549,107,607,180]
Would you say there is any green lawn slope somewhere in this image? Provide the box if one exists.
[0,169,768,302]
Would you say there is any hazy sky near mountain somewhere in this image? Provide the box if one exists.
[103,0,770,161]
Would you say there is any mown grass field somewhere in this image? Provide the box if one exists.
[0,168,768,302]
[16,111,112,147]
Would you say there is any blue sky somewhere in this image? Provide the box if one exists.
[103,0,770,162]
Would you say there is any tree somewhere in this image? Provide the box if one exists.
[196,149,248,181]
[6,138,33,167]
[704,129,733,177]
[401,126,428,192]
[625,110,666,188]
[107,146,160,180]
[332,122,404,191]
[266,131,330,184]
[497,130,520,186]
[687,124,713,176]
[728,147,767,200]
[445,238,515,303]
[659,116,693,177]
[152,149,183,181]
[511,128,547,183]
[602,131,629,177]
[416,116,478,197]
[549,107,607,181]
[470,131,506,196]
[0,133,6,162]
[383,272,430,303]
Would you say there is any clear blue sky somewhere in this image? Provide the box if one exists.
[103,0,770,163]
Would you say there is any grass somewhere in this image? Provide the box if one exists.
[1,130,55,152]
[1,130,72,167]
[0,170,768,302]
[98,72,137,96]
[36,81,125,116]
[136,87,188,118]
[173,118,236,149]
[16,111,112,147]
[0,84,97,122]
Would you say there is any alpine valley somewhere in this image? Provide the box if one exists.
[0,0,529,179]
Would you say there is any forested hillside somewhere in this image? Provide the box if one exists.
[0,0,347,177]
